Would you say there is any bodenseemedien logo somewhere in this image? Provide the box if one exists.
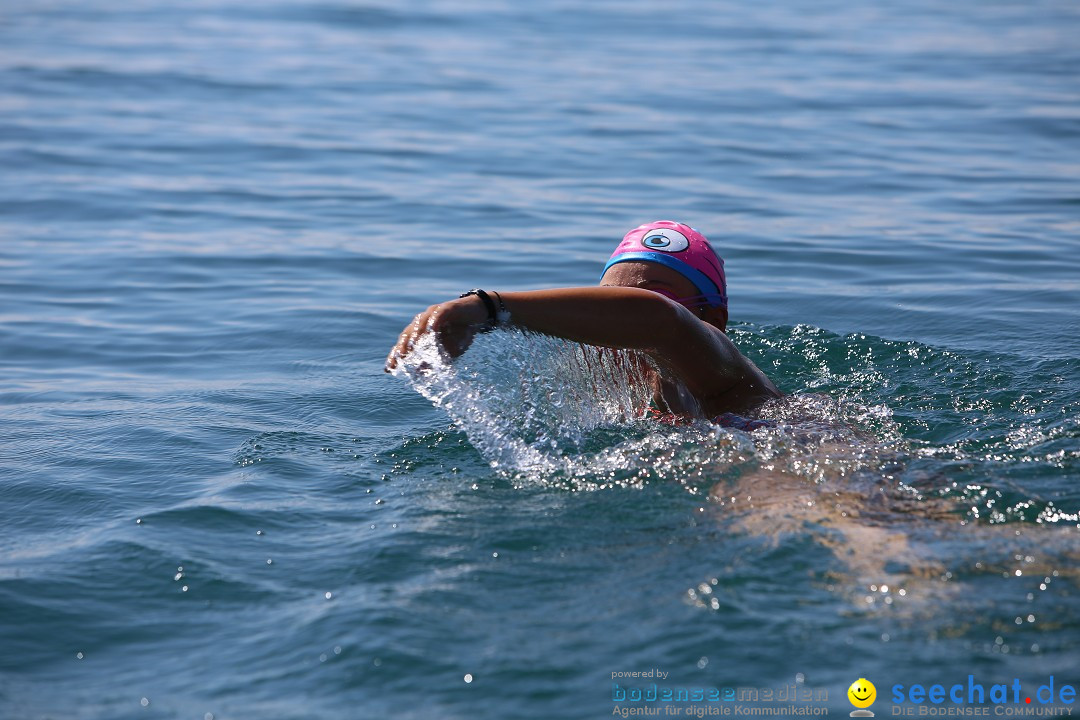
[848,678,877,717]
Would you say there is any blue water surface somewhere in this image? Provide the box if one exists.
[2,0,1079,718]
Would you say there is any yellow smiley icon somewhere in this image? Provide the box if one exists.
[848,678,877,709]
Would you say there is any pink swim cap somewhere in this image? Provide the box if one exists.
[602,221,727,307]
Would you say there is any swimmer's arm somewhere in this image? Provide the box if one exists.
[494,287,750,393]
[386,287,753,397]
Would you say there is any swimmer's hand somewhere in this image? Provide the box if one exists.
[385,295,490,372]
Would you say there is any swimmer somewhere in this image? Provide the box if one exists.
[385,221,782,417]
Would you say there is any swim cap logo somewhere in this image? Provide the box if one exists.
[848,678,876,717]
[640,228,690,253]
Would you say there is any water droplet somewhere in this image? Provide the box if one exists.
[697,656,708,669]
[181,585,188,592]
[141,698,150,707]
[319,653,327,663]
[464,674,474,683]
[795,673,805,684]
[256,530,263,535]
[205,714,215,720]
[135,518,142,524]
[333,646,341,655]
[325,591,333,600]
[266,558,272,565]
[492,552,498,558]
[76,652,84,659]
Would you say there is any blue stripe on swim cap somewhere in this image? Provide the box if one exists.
[602,252,727,307]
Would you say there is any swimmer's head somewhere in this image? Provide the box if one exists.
[601,221,729,332]
[602,221,728,309]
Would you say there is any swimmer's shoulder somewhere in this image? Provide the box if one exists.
[699,325,782,415]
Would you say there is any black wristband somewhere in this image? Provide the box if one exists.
[459,289,498,325]
[490,291,510,325]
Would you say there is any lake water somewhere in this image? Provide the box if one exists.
[2,0,1079,718]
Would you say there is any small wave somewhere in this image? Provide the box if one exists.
[390,328,905,490]
[392,329,659,478]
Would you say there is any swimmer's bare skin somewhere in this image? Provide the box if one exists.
[385,262,781,416]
